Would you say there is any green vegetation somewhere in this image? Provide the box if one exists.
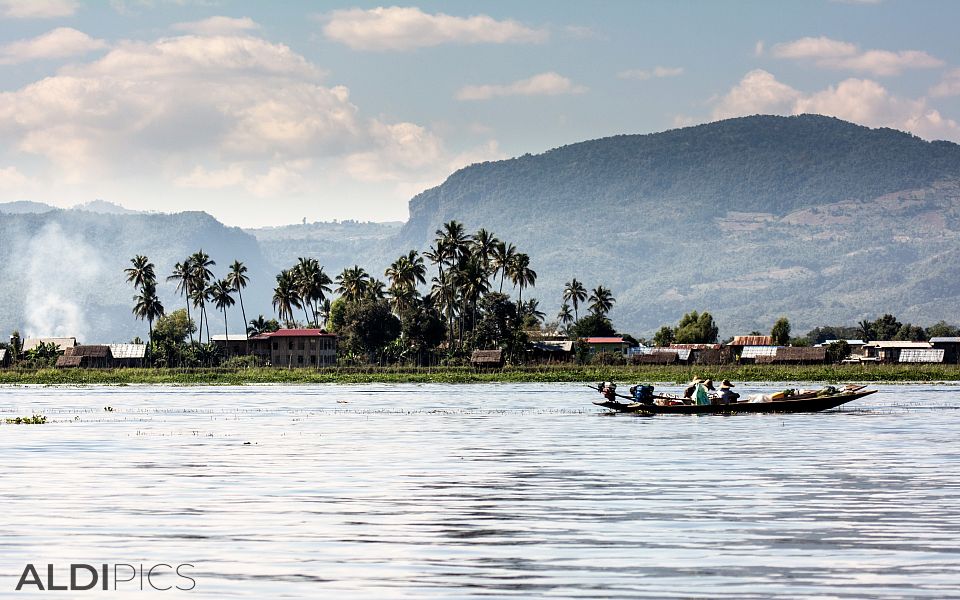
[4,414,47,424]
[2,364,959,385]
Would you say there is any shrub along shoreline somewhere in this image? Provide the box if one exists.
[1,364,959,385]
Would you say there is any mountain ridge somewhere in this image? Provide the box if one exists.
[4,114,960,341]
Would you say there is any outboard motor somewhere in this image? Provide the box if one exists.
[630,384,656,405]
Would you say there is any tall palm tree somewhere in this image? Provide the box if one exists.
[210,279,236,340]
[471,228,499,278]
[125,255,156,290]
[189,250,216,342]
[226,260,250,340]
[366,278,387,301]
[132,280,164,344]
[508,253,537,304]
[167,259,195,343]
[588,285,615,317]
[492,241,517,293]
[272,269,302,327]
[563,278,588,321]
[336,265,370,304]
[436,220,469,262]
[458,254,490,340]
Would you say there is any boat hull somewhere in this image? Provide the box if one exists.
[593,389,877,414]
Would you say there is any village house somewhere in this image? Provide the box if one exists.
[582,337,629,356]
[471,349,504,369]
[929,337,960,363]
[109,343,148,368]
[0,348,9,368]
[862,341,943,364]
[248,329,338,367]
[23,337,77,353]
[211,334,250,358]
[56,345,112,368]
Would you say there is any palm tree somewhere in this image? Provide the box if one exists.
[458,254,490,339]
[167,260,195,343]
[366,278,387,301]
[563,278,588,321]
[588,285,615,317]
[508,253,537,304]
[436,220,469,262]
[336,265,370,304]
[132,280,164,344]
[210,279,236,340]
[471,228,499,278]
[557,303,574,330]
[272,269,301,327]
[189,250,216,342]
[247,315,270,337]
[293,257,332,326]
[492,241,517,293]
[521,299,546,325]
[226,260,249,339]
[125,255,156,290]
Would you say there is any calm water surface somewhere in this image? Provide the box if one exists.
[1,383,959,598]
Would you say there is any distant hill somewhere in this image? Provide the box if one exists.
[73,200,143,215]
[0,201,55,214]
[4,114,960,341]
[396,114,960,335]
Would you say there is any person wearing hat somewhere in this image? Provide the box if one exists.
[692,378,715,406]
[718,380,740,405]
[683,377,702,400]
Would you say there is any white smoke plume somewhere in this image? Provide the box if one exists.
[19,222,102,340]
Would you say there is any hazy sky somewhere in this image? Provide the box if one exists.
[1,0,959,227]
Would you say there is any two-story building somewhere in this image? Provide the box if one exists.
[249,329,338,367]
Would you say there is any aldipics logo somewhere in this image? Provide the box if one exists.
[15,563,195,592]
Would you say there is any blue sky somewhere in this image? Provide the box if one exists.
[1,0,959,227]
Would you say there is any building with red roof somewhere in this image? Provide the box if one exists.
[248,328,338,367]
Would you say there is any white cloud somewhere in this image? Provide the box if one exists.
[617,66,683,81]
[754,40,765,57]
[822,49,943,76]
[0,165,30,187]
[771,36,857,59]
[321,6,547,51]
[0,28,499,221]
[456,72,587,101]
[172,16,260,36]
[712,69,801,120]
[0,0,77,18]
[709,69,960,142]
[0,28,107,65]
[771,36,942,76]
[930,68,960,97]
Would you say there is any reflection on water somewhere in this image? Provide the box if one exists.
[1,383,959,598]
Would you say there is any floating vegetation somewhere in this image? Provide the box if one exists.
[0,364,959,385]
[4,414,47,425]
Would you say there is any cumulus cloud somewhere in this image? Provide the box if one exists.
[172,16,260,35]
[0,0,77,18]
[0,28,107,65]
[770,36,942,76]
[617,66,684,80]
[930,68,960,97]
[456,72,586,101]
[710,69,960,142]
[0,27,500,220]
[712,69,801,119]
[321,6,547,51]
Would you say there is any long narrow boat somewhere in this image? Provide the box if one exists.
[594,388,877,415]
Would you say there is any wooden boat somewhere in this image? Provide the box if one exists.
[593,388,877,415]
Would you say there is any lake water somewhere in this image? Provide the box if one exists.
[1,383,959,598]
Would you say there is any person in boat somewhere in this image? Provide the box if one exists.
[692,378,715,406]
[683,377,703,400]
[718,380,740,404]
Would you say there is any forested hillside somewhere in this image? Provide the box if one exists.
[4,114,960,341]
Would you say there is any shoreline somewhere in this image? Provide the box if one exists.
[2,364,960,385]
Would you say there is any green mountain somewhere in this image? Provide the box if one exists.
[397,114,960,336]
